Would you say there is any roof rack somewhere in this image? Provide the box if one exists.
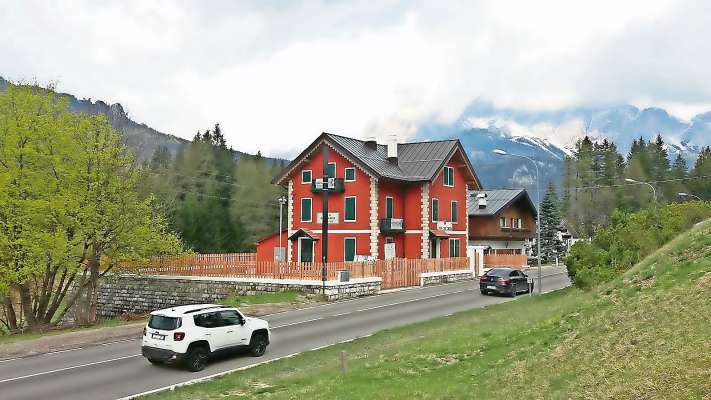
[182,305,225,314]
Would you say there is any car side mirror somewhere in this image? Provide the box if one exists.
[239,318,246,326]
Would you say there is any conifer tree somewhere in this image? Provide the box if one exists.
[538,182,565,263]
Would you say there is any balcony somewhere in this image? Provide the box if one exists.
[380,218,405,234]
[311,177,345,193]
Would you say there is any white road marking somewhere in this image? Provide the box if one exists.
[0,354,141,384]
[271,316,323,329]
[0,358,23,364]
[44,349,79,356]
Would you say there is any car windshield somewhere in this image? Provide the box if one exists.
[148,315,181,331]
[486,268,511,277]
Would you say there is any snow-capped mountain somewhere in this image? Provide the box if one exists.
[416,102,711,195]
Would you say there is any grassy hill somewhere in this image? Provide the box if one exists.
[148,220,711,400]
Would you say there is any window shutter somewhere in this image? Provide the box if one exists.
[345,197,356,221]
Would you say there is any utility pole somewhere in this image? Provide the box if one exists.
[321,144,329,294]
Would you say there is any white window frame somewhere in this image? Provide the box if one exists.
[451,200,458,223]
[301,170,312,184]
[385,196,394,219]
[344,196,357,222]
[344,237,356,262]
[443,166,454,187]
[344,167,356,182]
[500,217,507,228]
[298,237,315,263]
[432,198,439,222]
[449,238,460,257]
[327,162,337,178]
[301,197,313,222]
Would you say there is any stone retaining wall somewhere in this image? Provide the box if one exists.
[419,270,474,287]
[95,275,382,318]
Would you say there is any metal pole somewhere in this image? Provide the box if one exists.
[646,182,657,204]
[321,144,329,294]
[533,160,541,295]
[278,198,284,262]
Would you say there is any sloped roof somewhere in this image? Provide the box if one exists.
[273,133,480,186]
[468,189,537,217]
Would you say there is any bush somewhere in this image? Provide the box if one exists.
[565,201,711,289]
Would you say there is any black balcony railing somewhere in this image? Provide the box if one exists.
[380,218,405,234]
[311,177,345,193]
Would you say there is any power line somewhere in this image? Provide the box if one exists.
[572,174,711,191]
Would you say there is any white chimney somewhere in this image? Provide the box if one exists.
[477,193,487,209]
[387,134,398,161]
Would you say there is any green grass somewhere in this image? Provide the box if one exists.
[222,291,304,307]
[0,316,146,346]
[147,221,711,400]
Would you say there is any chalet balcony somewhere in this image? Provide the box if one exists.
[500,226,531,233]
[380,218,405,234]
[311,177,345,193]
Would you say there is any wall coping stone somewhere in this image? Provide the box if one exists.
[419,269,472,278]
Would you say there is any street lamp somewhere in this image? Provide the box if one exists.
[625,178,657,203]
[278,196,287,262]
[678,192,701,201]
[493,148,542,295]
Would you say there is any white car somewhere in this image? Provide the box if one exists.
[141,304,271,371]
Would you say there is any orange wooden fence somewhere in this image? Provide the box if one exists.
[483,254,529,269]
[132,254,470,289]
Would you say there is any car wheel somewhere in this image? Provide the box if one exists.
[480,290,487,295]
[147,358,162,365]
[185,345,209,372]
[249,333,268,357]
[508,288,516,297]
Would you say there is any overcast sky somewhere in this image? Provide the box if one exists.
[2,0,710,157]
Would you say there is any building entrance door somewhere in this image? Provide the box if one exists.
[429,238,440,258]
[299,238,314,263]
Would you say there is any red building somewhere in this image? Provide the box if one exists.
[256,133,481,263]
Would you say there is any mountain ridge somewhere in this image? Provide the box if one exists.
[0,77,286,167]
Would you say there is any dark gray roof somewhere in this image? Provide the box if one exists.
[468,189,537,216]
[327,134,460,181]
[274,132,480,185]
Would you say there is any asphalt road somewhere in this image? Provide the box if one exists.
[0,267,570,400]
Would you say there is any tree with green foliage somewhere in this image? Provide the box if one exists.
[689,146,711,200]
[230,156,284,250]
[0,83,184,331]
[565,201,711,289]
[537,183,565,263]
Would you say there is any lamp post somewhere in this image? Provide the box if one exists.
[278,196,287,262]
[678,192,702,201]
[493,149,541,295]
[625,178,657,204]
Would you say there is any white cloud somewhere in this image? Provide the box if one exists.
[1,0,709,156]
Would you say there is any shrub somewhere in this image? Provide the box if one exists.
[565,201,711,289]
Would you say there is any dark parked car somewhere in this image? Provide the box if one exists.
[479,268,532,296]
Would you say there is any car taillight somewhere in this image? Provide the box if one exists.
[174,332,185,341]
[479,276,488,282]
[497,277,511,284]
[143,327,146,336]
